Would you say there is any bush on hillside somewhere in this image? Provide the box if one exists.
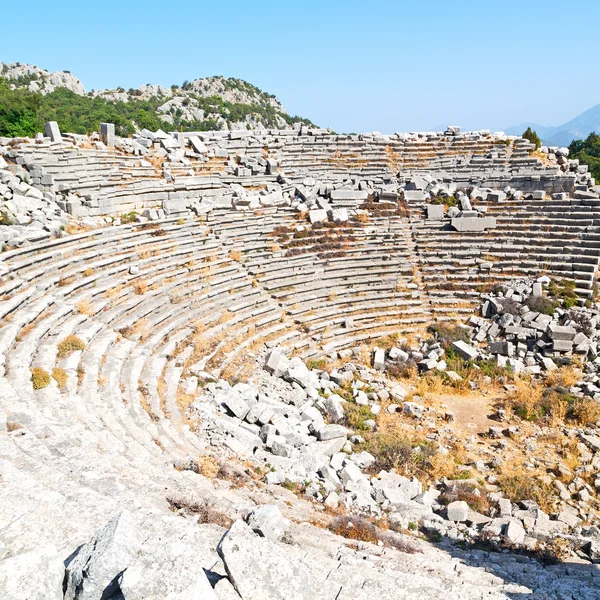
[522,127,542,149]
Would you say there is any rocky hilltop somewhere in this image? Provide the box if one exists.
[0,61,311,132]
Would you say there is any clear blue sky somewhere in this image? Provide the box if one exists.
[1,0,598,133]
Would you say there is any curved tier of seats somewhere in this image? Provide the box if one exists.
[411,196,600,319]
[2,190,600,478]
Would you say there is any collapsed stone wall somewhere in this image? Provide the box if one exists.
[1,125,580,219]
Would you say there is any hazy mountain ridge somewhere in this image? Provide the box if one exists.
[506,104,600,147]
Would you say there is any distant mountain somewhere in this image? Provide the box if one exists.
[506,104,600,148]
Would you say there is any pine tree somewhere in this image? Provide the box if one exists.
[522,127,542,150]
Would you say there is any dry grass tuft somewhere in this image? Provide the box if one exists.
[120,318,151,341]
[545,366,581,388]
[58,275,76,287]
[415,374,445,397]
[104,285,123,298]
[360,432,430,476]
[31,367,51,389]
[166,495,233,528]
[75,299,93,316]
[439,482,491,515]
[505,378,600,426]
[64,222,94,235]
[133,279,149,295]
[57,335,86,357]
[51,367,68,388]
[229,249,242,262]
[497,470,555,513]
[328,516,420,553]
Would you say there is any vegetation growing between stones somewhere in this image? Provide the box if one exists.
[57,335,86,357]
[30,367,51,389]
[497,472,553,512]
[328,515,420,553]
[505,379,600,426]
[522,127,542,150]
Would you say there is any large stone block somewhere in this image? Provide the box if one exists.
[450,216,497,232]
[329,189,368,202]
[218,520,317,600]
[426,204,444,219]
[44,121,62,142]
[451,340,479,361]
[65,511,141,600]
[447,500,469,522]
[246,504,290,541]
[100,123,115,146]
[0,546,64,600]
[309,209,328,224]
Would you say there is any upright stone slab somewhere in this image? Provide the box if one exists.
[100,123,115,146]
[64,511,141,600]
[44,121,62,143]
[218,520,317,600]
[189,135,207,154]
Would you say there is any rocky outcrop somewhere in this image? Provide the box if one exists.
[0,62,86,95]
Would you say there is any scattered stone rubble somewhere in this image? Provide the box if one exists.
[1,115,598,250]
[12,503,600,600]
[0,151,74,247]
[179,341,600,566]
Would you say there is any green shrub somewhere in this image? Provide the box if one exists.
[522,127,542,149]
[526,295,557,315]
[120,211,138,224]
[569,133,600,182]
[430,195,457,207]
[0,211,13,226]
[307,358,326,370]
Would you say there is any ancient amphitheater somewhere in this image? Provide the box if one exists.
[2,123,600,599]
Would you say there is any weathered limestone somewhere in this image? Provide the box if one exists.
[65,511,141,600]
[450,216,496,231]
[218,520,318,600]
[0,546,64,600]
[100,123,115,146]
[44,121,62,142]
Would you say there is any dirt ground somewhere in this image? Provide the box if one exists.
[428,392,502,434]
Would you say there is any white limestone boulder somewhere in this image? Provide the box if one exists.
[246,504,290,541]
[65,510,141,600]
[0,545,64,600]
[218,519,317,600]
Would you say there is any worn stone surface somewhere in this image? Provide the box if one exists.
[0,546,64,600]
[65,511,141,600]
[218,520,318,600]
